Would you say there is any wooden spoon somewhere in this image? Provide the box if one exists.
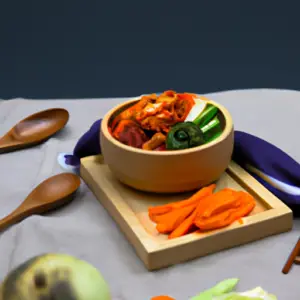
[0,108,69,154]
[0,173,81,232]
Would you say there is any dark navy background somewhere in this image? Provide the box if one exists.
[1,1,300,99]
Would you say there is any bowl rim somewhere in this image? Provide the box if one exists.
[101,95,234,156]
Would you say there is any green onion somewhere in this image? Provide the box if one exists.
[190,278,239,300]
[193,104,219,127]
[200,116,222,143]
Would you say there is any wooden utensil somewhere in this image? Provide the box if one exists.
[0,173,81,232]
[282,238,300,274]
[0,108,69,154]
[294,256,300,264]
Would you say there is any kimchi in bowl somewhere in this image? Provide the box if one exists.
[100,91,234,193]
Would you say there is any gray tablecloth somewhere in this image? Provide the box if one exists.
[0,89,300,299]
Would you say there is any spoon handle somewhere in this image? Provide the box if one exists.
[0,209,29,232]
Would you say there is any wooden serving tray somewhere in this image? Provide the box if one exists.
[80,155,293,270]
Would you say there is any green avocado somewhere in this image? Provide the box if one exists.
[0,253,111,300]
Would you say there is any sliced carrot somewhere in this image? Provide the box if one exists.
[194,189,235,216]
[168,209,198,239]
[151,296,175,300]
[151,204,194,224]
[148,206,172,222]
[173,184,216,209]
[194,191,256,231]
[155,205,196,234]
[150,187,256,239]
[168,198,209,239]
[195,208,234,230]
[201,191,241,219]
[168,189,246,239]
[148,184,216,220]
[195,201,255,230]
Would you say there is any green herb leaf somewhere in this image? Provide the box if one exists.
[190,278,239,300]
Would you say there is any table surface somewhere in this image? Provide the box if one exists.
[0,89,299,299]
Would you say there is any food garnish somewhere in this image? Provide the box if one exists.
[151,278,277,300]
[148,186,256,239]
[201,116,222,143]
[191,278,240,300]
[212,286,277,300]
[193,103,219,127]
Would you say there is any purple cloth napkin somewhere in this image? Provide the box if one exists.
[57,118,300,212]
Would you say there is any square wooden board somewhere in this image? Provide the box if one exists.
[80,155,293,271]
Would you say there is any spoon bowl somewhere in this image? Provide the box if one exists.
[0,173,81,232]
[0,108,69,154]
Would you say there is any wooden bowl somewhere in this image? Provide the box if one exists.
[100,97,234,193]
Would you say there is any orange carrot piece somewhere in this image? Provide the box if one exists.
[168,201,206,239]
[148,206,172,222]
[168,211,197,239]
[168,189,241,239]
[194,191,256,231]
[148,184,216,220]
[150,202,196,224]
[194,189,235,216]
[150,207,184,224]
[201,192,241,219]
[195,201,255,230]
[151,296,175,300]
[155,205,196,234]
[195,209,234,230]
[172,184,216,209]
